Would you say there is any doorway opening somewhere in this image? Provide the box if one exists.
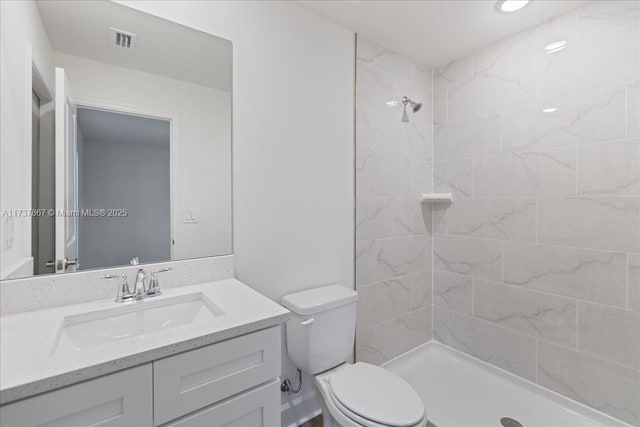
[75,107,171,270]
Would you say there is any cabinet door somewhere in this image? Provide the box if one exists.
[153,327,280,425]
[163,379,280,427]
[0,365,152,427]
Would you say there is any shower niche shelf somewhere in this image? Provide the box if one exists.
[420,193,453,203]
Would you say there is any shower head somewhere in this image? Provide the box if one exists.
[403,96,422,112]
[401,96,422,122]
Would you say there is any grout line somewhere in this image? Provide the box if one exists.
[535,198,539,244]
[433,137,637,164]
[354,33,359,300]
[451,311,573,360]
[500,111,504,154]
[445,307,450,345]
[432,195,640,200]
[625,83,628,140]
[451,310,640,375]
[431,65,436,340]
[360,233,430,244]
[471,153,475,197]
[444,86,449,125]
[626,253,630,310]
[576,300,580,352]
[361,193,639,201]
[436,75,635,116]
[471,278,475,316]
[501,240,505,284]
[535,338,539,384]
[432,266,630,312]
[575,143,579,196]
[430,232,636,255]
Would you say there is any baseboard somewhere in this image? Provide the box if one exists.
[281,390,321,427]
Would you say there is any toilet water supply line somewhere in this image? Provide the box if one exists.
[281,368,303,394]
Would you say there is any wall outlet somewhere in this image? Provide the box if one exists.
[183,209,199,224]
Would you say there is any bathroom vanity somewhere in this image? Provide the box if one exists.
[0,279,289,426]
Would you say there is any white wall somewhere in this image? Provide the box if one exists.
[0,0,54,278]
[117,1,355,423]
[52,52,232,260]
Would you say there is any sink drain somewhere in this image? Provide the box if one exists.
[500,417,523,427]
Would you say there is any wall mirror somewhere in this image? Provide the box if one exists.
[0,0,232,280]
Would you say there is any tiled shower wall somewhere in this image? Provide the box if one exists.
[431,1,639,425]
[354,37,434,364]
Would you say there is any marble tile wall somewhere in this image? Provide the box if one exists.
[432,2,639,425]
[355,36,434,365]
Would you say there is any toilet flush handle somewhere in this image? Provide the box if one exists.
[301,317,315,326]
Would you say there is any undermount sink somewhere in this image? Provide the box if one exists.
[52,293,224,355]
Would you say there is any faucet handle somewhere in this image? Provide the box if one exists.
[102,274,131,302]
[147,267,173,296]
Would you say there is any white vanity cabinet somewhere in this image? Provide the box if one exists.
[154,326,281,425]
[162,379,280,427]
[0,327,282,427]
[0,365,153,427]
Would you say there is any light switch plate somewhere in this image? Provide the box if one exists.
[183,209,199,224]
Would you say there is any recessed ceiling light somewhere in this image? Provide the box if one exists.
[542,107,558,113]
[544,40,568,53]
[495,0,530,13]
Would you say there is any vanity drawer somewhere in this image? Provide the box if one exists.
[0,364,152,427]
[153,326,281,425]
[162,379,280,427]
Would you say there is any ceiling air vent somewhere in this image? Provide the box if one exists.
[110,27,137,50]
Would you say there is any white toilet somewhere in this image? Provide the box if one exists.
[281,285,427,427]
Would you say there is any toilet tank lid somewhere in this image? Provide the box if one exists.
[281,285,357,315]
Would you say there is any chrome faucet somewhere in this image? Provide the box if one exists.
[101,274,138,303]
[102,267,173,302]
[147,267,172,296]
[133,268,147,296]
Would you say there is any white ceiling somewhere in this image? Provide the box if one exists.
[294,0,588,68]
[78,108,170,148]
[36,0,232,92]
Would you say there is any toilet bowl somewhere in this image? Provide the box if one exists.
[281,285,427,427]
[315,363,426,427]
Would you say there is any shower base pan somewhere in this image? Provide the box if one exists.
[384,341,631,427]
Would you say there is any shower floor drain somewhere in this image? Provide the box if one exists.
[500,417,523,427]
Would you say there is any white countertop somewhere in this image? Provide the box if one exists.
[0,279,290,405]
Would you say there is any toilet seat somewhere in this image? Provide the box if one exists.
[327,363,425,427]
[328,387,388,427]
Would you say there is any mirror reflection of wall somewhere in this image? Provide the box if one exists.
[0,0,232,280]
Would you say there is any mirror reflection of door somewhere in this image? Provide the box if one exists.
[31,67,56,276]
[54,67,79,273]
[31,90,48,273]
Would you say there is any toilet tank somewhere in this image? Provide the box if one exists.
[281,285,357,375]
